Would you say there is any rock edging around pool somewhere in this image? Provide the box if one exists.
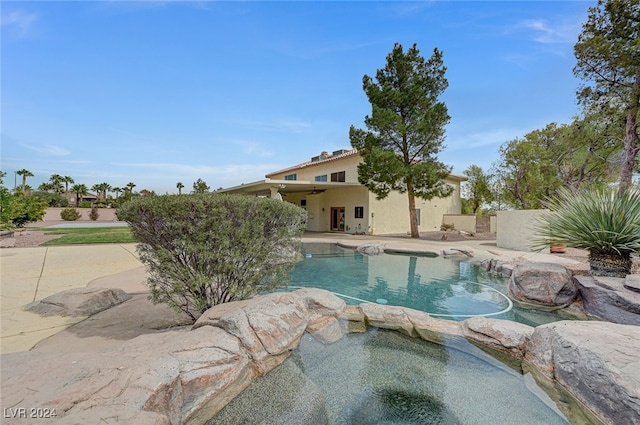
[482,259,640,326]
[2,289,638,425]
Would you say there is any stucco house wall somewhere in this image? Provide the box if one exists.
[219,149,464,235]
[496,209,549,251]
[441,214,477,234]
[368,178,461,235]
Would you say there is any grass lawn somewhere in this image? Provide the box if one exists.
[39,227,135,246]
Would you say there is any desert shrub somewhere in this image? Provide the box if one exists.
[534,186,640,277]
[89,205,99,221]
[440,223,455,231]
[60,207,81,221]
[117,193,307,320]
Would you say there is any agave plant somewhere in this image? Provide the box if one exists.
[534,186,640,277]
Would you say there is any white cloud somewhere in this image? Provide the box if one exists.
[516,18,579,45]
[231,140,274,158]
[390,1,437,18]
[1,10,37,38]
[22,143,71,157]
[447,127,528,151]
[232,118,312,133]
[112,161,279,178]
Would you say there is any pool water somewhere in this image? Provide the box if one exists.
[207,243,586,424]
[209,329,570,425]
[287,243,570,327]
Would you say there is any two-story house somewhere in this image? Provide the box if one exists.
[218,149,465,235]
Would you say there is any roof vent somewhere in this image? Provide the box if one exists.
[312,151,331,162]
[332,149,348,156]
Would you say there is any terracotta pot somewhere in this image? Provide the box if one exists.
[550,243,566,254]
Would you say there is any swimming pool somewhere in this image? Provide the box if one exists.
[209,329,571,425]
[285,243,571,327]
[207,243,584,424]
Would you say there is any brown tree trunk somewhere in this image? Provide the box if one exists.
[407,187,419,238]
[619,70,640,195]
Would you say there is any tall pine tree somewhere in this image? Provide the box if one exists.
[350,43,452,238]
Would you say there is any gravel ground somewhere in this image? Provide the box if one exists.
[4,220,127,248]
[3,229,62,248]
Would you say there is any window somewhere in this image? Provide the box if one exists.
[355,206,364,219]
[330,171,345,182]
[315,175,327,182]
[301,200,307,207]
[284,174,297,181]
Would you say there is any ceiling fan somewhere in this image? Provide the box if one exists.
[308,186,325,195]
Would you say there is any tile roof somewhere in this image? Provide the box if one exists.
[265,148,359,177]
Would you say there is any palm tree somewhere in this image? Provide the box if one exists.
[49,174,64,194]
[37,182,55,192]
[16,169,33,193]
[62,176,74,195]
[91,183,109,203]
[112,187,122,199]
[71,184,88,206]
[125,182,136,200]
[176,182,184,195]
[97,182,111,203]
[91,184,100,201]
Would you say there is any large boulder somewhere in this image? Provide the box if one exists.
[1,326,253,425]
[194,292,310,375]
[576,275,640,325]
[338,305,367,333]
[480,258,515,277]
[292,287,346,322]
[360,303,416,337]
[625,274,640,292]
[462,316,534,360]
[405,308,467,350]
[6,286,639,425]
[31,294,194,352]
[508,263,577,307]
[356,242,384,255]
[524,321,640,425]
[24,287,131,317]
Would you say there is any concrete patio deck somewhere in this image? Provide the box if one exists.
[0,233,585,354]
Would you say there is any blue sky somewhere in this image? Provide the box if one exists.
[2,1,594,194]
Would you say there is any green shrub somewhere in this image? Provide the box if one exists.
[0,186,12,228]
[79,200,92,208]
[33,191,69,207]
[60,208,82,221]
[117,194,307,320]
[440,223,455,231]
[534,186,640,277]
[89,205,99,221]
[8,195,48,227]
